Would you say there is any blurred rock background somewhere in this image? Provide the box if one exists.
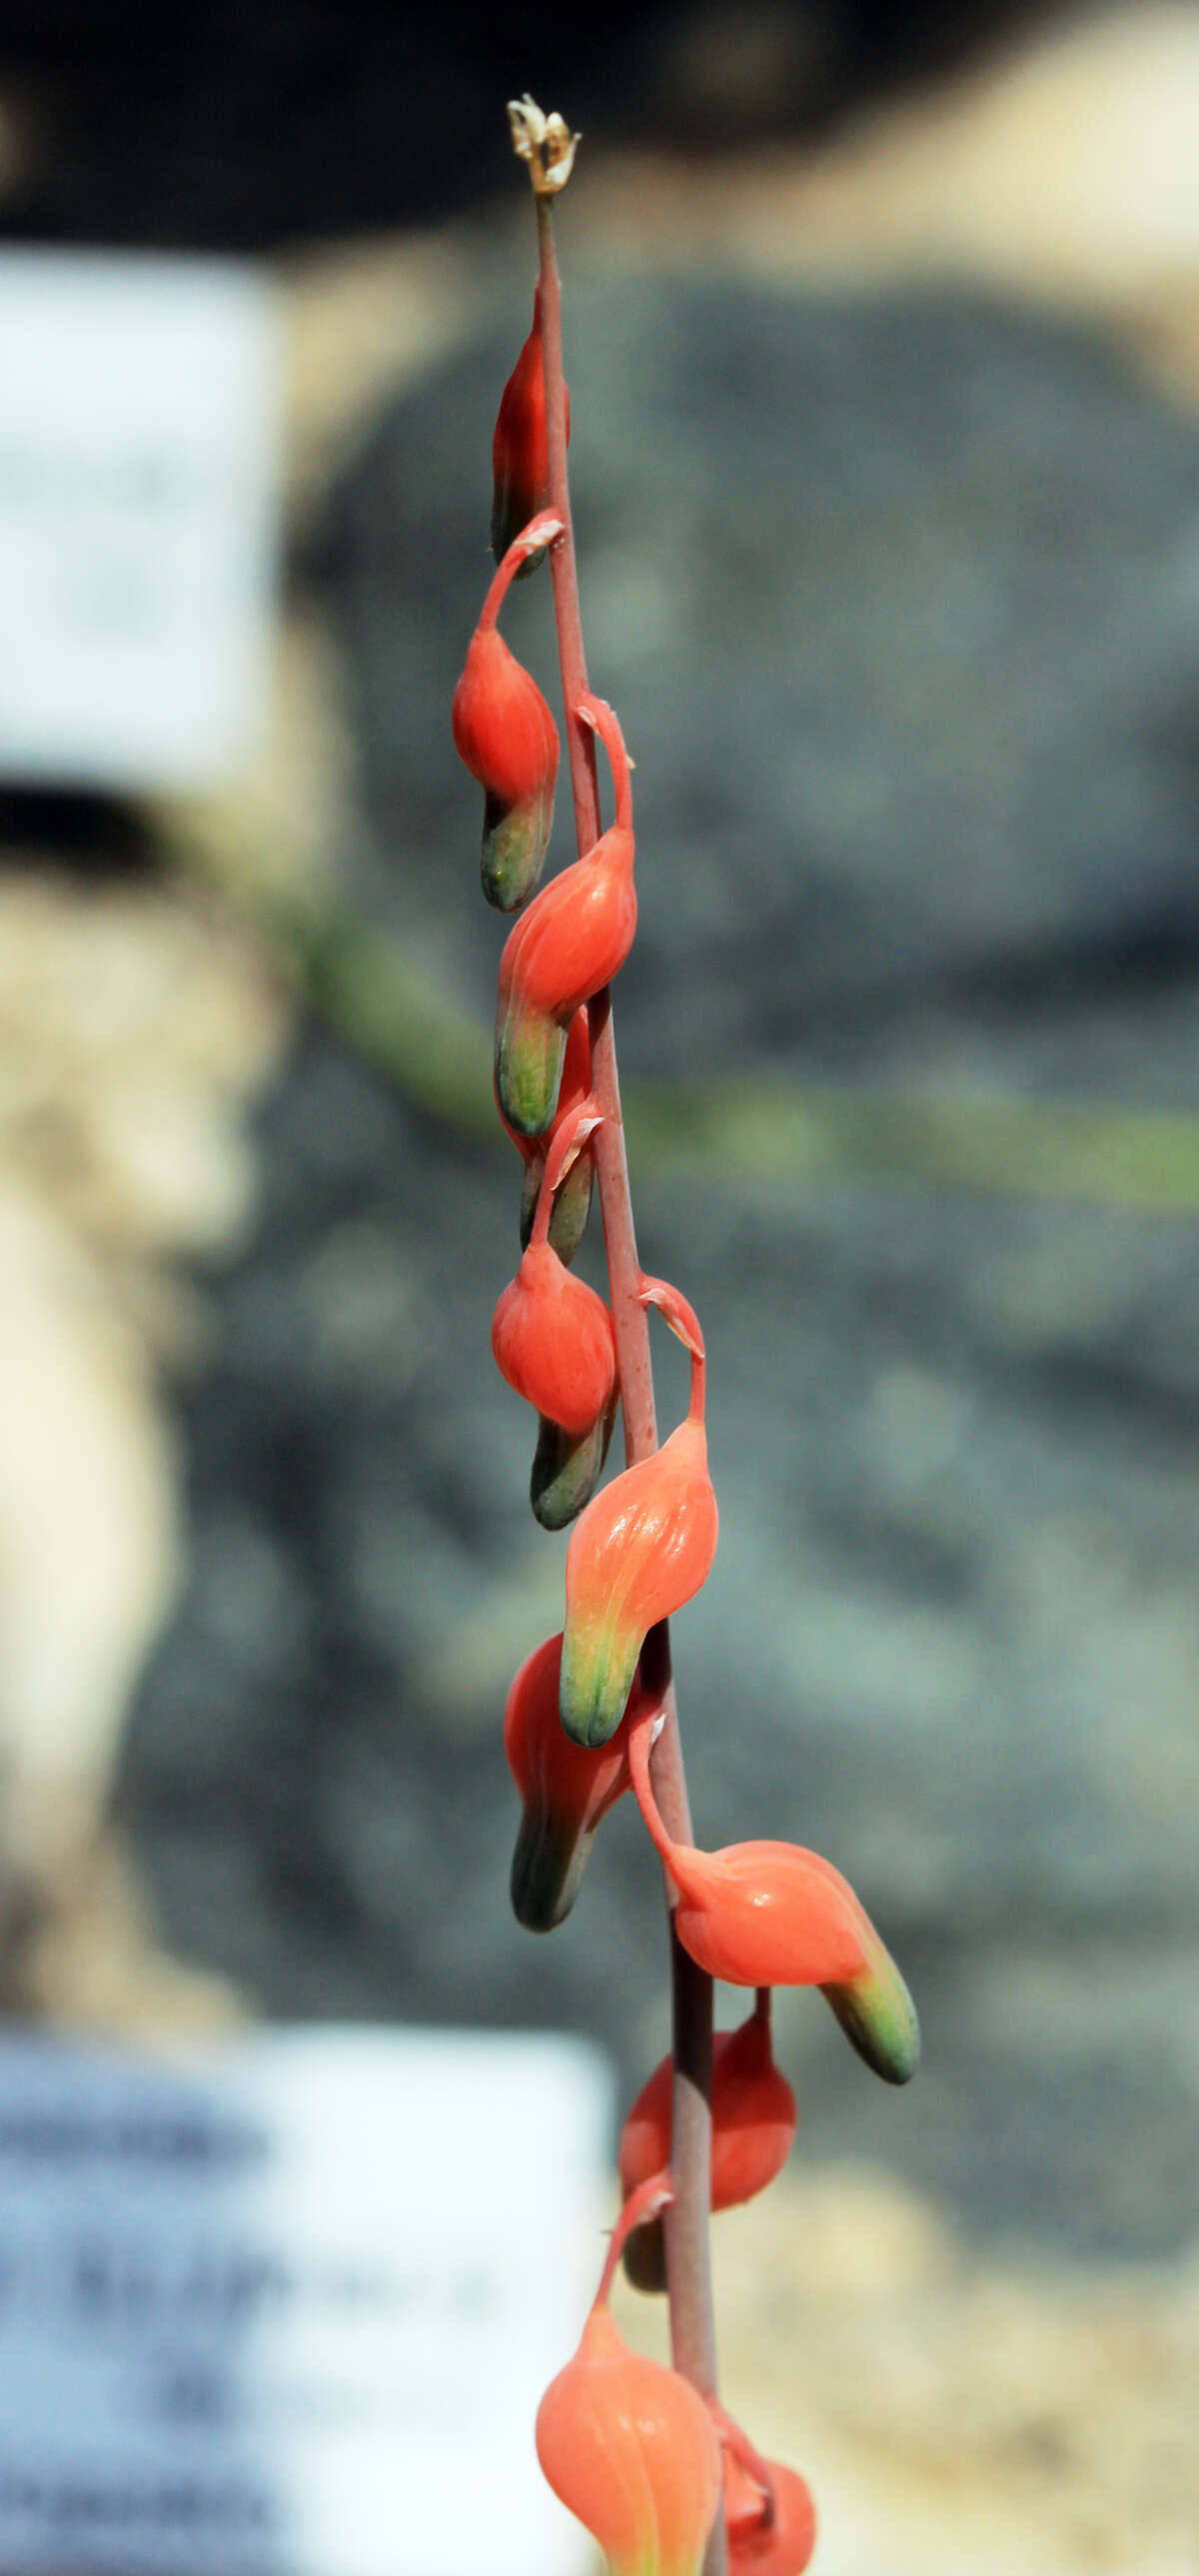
[0,2,1198,2567]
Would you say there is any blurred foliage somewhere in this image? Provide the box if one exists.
[287,896,1199,1216]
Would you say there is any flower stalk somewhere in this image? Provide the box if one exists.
[533,175,726,2494]
[460,102,919,2576]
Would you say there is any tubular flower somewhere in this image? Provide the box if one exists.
[495,691,636,1136]
[536,2301,721,2576]
[618,1994,795,2289]
[560,1283,716,1749]
[498,1007,596,1262]
[491,286,571,572]
[504,1631,637,1932]
[492,1108,617,1527]
[629,1722,919,2085]
[492,1246,614,1436]
[492,1239,617,1527]
[452,513,563,912]
[723,2453,816,2576]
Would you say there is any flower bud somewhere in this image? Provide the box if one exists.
[628,1724,919,2084]
[452,622,559,912]
[723,2453,816,2576]
[491,287,571,573]
[618,1999,795,2286]
[495,692,636,1136]
[492,1154,618,1527]
[677,1842,917,2084]
[536,2302,721,2576]
[504,1632,632,1931]
[492,1242,616,1436]
[560,1285,714,1748]
[500,1011,596,1263]
[559,1412,716,1745]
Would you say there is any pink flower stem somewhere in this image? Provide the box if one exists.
[478,510,565,629]
[529,1103,602,1247]
[536,191,725,2524]
[596,2168,674,2307]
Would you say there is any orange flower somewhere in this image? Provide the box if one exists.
[628,1720,919,2085]
[492,1107,616,1527]
[493,1245,614,1438]
[491,286,571,570]
[560,1282,716,1748]
[618,1994,796,2291]
[537,2301,721,2576]
[620,1990,794,2212]
[505,1632,635,1930]
[452,513,562,911]
[495,691,636,1136]
[723,2451,816,2575]
[498,1007,595,1262]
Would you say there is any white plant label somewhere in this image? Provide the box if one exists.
[0,2028,610,2576]
[0,251,280,787]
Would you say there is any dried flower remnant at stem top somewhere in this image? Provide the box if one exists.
[507,94,581,195]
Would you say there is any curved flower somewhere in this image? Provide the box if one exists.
[495,692,636,1136]
[492,1108,617,1527]
[560,1283,716,1747]
[498,1008,595,1262]
[491,285,571,570]
[537,2300,721,2576]
[723,2452,816,2575]
[493,1241,615,1436]
[504,1632,634,1931]
[492,1239,617,1527]
[628,1721,919,2085]
[618,1993,795,2287]
[452,514,562,910]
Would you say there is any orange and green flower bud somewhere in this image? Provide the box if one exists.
[492,1109,617,1527]
[536,2301,722,2576]
[618,1993,795,2289]
[453,624,559,910]
[491,286,571,573]
[673,1841,916,2084]
[452,512,563,911]
[499,1010,596,1263]
[628,1720,919,2084]
[495,692,636,1136]
[723,2452,816,2576]
[504,1631,635,1931]
[492,1242,616,1437]
[560,1282,716,1748]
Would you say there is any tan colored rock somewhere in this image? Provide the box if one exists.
[577,5,1199,412]
[0,870,288,2023]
